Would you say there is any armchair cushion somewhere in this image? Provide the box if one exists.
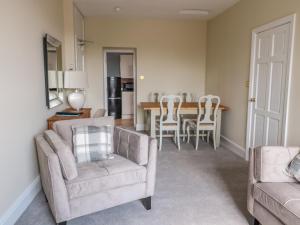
[44,130,78,180]
[72,125,113,163]
[254,183,300,225]
[254,146,299,182]
[66,154,146,199]
[53,117,114,148]
[287,153,300,181]
[113,127,149,166]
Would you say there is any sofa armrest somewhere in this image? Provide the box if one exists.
[247,146,299,215]
[146,138,158,196]
[254,146,299,182]
[35,135,70,223]
[113,127,149,165]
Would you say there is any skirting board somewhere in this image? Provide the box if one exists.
[0,176,41,225]
[221,135,246,159]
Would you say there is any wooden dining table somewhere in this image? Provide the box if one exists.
[140,102,229,148]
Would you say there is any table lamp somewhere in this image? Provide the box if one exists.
[64,71,88,111]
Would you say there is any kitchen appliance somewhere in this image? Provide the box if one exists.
[121,80,134,119]
[122,81,134,91]
[107,77,121,119]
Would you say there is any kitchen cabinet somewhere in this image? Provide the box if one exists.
[120,55,133,78]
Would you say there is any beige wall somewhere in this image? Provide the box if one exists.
[0,0,65,217]
[84,18,207,125]
[206,0,300,148]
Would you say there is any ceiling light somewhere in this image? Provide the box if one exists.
[114,7,121,12]
[179,9,209,15]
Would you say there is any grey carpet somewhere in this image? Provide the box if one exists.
[16,139,249,225]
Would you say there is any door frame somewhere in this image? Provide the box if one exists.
[103,47,137,126]
[246,14,296,160]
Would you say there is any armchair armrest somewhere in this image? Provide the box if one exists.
[35,135,70,223]
[254,146,299,182]
[247,146,299,215]
[113,127,149,165]
[146,138,158,196]
[113,127,158,196]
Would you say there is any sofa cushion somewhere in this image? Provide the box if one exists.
[66,154,146,199]
[53,117,114,148]
[44,130,78,181]
[113,127,149,166]
[253,183,300,225]
[72,125,113,163]
[287,153,300,182]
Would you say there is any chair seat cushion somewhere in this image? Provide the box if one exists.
[66,154,146,199]
[254,183,300,224]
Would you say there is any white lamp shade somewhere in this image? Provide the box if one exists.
[64,71,88,89]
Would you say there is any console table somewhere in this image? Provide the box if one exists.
[47,108,92,129]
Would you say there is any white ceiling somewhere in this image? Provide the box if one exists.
[74,0,240,20]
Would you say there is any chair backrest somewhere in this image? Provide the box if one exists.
[197,95,220,125]
[160,95,182,124]
[53,117,115,147]
[178,92,193,103]
[149,92,165,102]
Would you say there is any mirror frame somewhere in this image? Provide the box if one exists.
[43,34,64,109]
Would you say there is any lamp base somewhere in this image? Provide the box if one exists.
[68,90,85,111]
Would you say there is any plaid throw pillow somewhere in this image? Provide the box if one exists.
[72,125,113,163]
[286,154,300,181]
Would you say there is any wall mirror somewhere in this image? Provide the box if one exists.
[43,34,64,108]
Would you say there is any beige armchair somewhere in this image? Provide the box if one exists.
[247,146,300,225]
[35,117,157,225]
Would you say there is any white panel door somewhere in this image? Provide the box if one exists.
[250,23,290,148]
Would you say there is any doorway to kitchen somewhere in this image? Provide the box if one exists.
[103,48,137,128]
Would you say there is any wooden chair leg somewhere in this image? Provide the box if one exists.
[141,197,151,210]
[207,131,210,143]
[195,130,199,150]
[177,128,180,150]
[182,120,187,142]
[159,129,163,151]
[213,130,216,150]
[187,126,191,143]
[201,131,205,141]
[174,130,177,144]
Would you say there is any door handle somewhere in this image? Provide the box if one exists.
[249,98,256,102]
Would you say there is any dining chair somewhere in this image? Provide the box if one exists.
[186,95,220,150]
[149,92,165,102]
[157,95,182,151]
[178,92,195,141]
[178,92,193,102]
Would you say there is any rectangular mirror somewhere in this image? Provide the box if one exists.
[43,34,64,108]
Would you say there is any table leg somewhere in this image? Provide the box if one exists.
[216,109,222,147]
[150,110,156,138]
[144,110,149,132]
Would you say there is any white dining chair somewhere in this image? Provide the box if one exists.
[186,95,220,150]
[178,92,195,141]
[178,92,193,103]
[149,92,165,102]
[157,95,182,151]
